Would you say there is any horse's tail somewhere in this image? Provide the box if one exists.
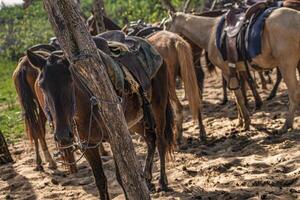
[205,51,216,73]
[165,99,175,158]
[13,57,40,142]
[175,38,202,120]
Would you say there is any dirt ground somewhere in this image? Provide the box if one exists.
[1,69,300,200]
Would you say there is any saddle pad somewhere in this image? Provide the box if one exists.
[216,5,280,61]
[245,6,279,59]
[97,50,125,95]
[112,36,163,91]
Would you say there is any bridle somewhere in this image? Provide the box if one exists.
[47,65,123,166]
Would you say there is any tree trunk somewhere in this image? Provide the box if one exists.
[93,0,106,33]
[160,0,176,12]
[0,131,13,164]
[43,0,150,199]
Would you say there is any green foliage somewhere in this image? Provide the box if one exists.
[0,60,23,143]
[0,0,53,60]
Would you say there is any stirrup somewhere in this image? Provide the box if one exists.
[228,76,240,90]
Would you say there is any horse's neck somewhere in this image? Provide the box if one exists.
[176,14,218,50]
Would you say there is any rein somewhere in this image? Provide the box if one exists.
[53,67,123,166]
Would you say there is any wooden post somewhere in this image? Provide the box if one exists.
[42,0,150,199]
[0,131,13,164]
[93,0,106,33]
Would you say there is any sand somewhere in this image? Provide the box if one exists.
[1,69,300,200]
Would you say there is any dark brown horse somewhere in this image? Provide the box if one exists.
[20,48,174,197]
[13,50,60,172]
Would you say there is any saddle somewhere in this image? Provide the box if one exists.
[224,1,269,89]
[224,0,268,60]
[97,30,162,132]
[96,30,162,92]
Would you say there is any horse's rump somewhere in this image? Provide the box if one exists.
[284,0,300,11]
[13,57,40,141]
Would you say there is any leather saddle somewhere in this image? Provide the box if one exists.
[96,30,162,92]
[96,30,141,53]
[225,1,269,63]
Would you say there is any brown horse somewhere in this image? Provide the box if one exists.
[21,48,174,197]
[147,31,206,143]
[13,50,60,172]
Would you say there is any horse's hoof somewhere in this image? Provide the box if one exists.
[157,185,173,193]
[146,182,156,192]
[199,133,207,144]
[34,165,44,171]
[266,95,275,101]
[255,102,263,110]
[237,121,243,128]
[48,162,57,170]
[220,100,228,105]
[176,137,183,146]
[243,122,250,131]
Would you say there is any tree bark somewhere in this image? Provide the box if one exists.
[43,0,150,199]
[160,0,176,12]
[93,0,106,33]
[0,131,13,164]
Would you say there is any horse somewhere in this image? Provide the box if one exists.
[89,19,206,144]
[13,50,62,172]
[21,47,175,197]
[194,10,265,108]
[147,31,206,143]
[165,8,300,133]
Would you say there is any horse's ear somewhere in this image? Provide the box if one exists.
[168,10,175,18]
[27,50,46,70]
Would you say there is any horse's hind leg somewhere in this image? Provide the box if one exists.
[37,110,56,169]
[258,71,267,90]
[172,96,183,144]
[143,127,156,191]
[221,75,228,105]
[131,122,156,191]
[278,60,300,133]
[32,136,43,171]
[168,67,183,144]
[85,147,109,199]
[240,70,263,109]
[240,73,249,108]
[267,67,282,101]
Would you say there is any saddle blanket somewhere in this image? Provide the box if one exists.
[101,37,162,92]
[216,5,281,61]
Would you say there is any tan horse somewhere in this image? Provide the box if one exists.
[165,9,300,133]
[147,31,206,143]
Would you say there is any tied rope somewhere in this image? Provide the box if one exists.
[54,58,123,166]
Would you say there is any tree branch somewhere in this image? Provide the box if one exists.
[93,0,106,33]
[183,0,192,13]
[160,0,176,12]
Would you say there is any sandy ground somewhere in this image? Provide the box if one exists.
[1,69,300,200]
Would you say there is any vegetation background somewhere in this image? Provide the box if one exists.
[0,0,205,142]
